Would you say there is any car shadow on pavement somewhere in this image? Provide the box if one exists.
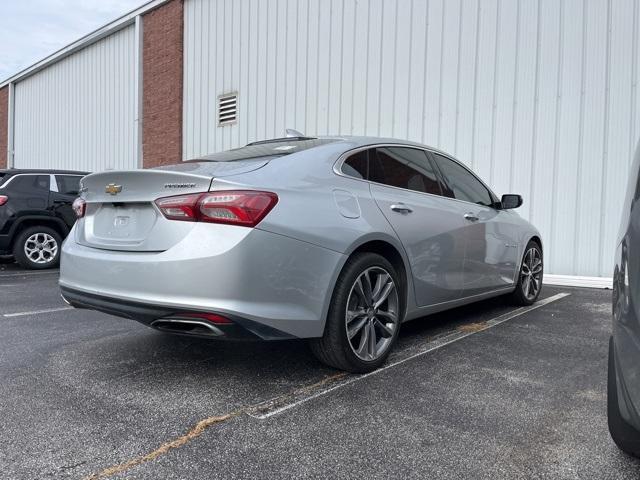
[62,286,564,411]
[77,289,525,390]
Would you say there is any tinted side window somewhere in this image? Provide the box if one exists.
[5,175,49,209]
[432,154,494,207]
[56,175,81,195]
[9,175,50,192]
[342,150,369,179]
[370,147,442,195]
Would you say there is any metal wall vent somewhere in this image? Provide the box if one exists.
[218,93,238,126]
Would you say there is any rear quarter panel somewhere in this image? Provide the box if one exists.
[209,142,419,322]
[209,142,401,255]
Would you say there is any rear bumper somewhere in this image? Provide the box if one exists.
[59,223,345,339]
[60,286,290,340]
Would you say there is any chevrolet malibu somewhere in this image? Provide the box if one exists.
[59,136,543,372]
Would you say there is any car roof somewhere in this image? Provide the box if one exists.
[241,135,440,151]
[246,135,454,160]
[0,169,89,175]
[184,136,447,170]
[318,135,451,155]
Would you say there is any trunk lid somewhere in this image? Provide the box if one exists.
[76,160,268,252]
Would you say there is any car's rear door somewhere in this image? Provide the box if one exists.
[365,146,467,307]
[0,174,50,235]
[4,174,51,212]
[430,152,520,296]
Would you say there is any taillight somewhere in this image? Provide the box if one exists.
[72,198,86,218]
[154,194,200,221]
[155,190,278,227]
[0,195,8,206]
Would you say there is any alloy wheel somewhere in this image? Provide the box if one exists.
[24,233,58,265]
[345,266,399,361]
[520,247,543,301]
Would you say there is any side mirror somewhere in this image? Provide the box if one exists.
[501,194,523,210]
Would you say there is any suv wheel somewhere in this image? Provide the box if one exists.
[13,226,62,270]
[310,252,403,373]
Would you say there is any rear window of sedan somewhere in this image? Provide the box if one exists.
[195,138,338,162]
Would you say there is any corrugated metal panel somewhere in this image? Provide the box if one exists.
[184,0,640,278]
[13,25,137,172]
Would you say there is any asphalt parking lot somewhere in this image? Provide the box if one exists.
[1,262,639,479]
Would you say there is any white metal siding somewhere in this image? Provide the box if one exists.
[13,25,137,172]
[184,0,640,278]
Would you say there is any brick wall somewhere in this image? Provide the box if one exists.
[142,0,183,168]
[0,87,7,169]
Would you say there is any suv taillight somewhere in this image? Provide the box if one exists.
[155,190,278,227]
[0,195,7,206]
[72,198,86,218]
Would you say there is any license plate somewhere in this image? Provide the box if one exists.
[92,203,157,241]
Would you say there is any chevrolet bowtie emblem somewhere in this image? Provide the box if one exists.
[105,184,122,195]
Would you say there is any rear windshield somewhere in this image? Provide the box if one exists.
[194,138,338,162]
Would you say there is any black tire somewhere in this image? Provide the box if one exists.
[310,252,403,373]
[608,337,640,457]
[0,255,14,264]
[13,226,62,270]
[509,240,543,306]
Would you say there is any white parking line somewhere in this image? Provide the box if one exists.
[3,306,73,318]
[0,271,59,278]
[248,292,571,419]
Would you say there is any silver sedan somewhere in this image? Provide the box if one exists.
[59,136,543,372]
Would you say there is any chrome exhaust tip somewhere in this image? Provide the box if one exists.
[150,318,224,337]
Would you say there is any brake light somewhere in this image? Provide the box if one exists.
[0,195,7,206]
[155,190,278,227]
[72,198,86,218]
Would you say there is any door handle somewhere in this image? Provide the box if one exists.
[464,212,479,222]
[390,203,413,214]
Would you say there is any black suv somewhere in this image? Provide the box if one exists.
[0,170,88,269]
